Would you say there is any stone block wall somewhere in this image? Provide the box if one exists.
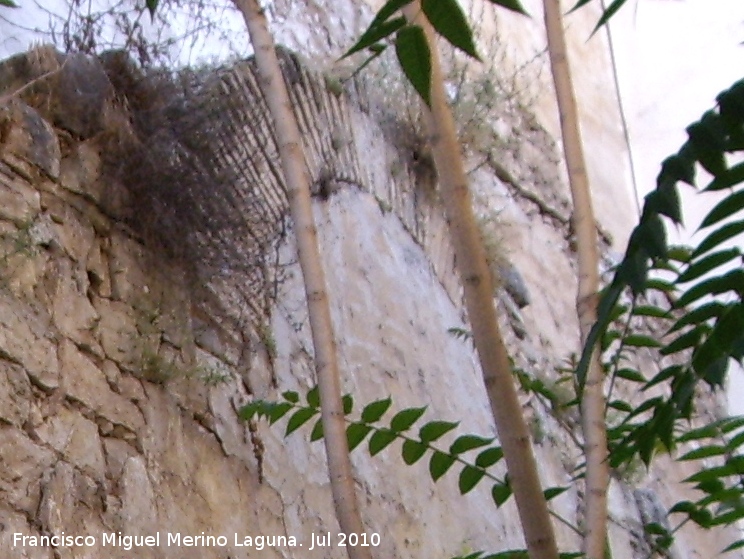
[0,46,740,559]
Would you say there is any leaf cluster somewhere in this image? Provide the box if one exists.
[569,0,628,35]
[571,78,744,554]
[240,388,572,558]
[342,0,527,106]
[672,417,744,547]
[579,79,744,405]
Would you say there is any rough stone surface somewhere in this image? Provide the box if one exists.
[59,339,144,433]
[50,257,100,349]
[0,290,58,389]
[0,100,60,181]
[0,360,31,426]
[53,53,114,139]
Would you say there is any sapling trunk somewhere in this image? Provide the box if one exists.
[232,2,372,558]
[542,1,609,557]
[402,3,560,559]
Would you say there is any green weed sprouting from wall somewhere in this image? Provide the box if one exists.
[239,387,582,559]
[0,220,39,279]
[139,345,230,386]
[257,321,278,360]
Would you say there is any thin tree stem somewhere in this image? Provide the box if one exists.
[402,4,560,559]
[542,1,609,558]
[232,2,372,558]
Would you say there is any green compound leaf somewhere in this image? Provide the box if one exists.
[692,219,744,259]
[342,15,406,59]
[475,447,504,468]
[364,0,409,32]
[700,189,744,229]
[419,421,459,443]
[361,397,392,423]
[722,539,744,553]
[678,248,741,284]
[485,0,528,16]
[623,334,662,348]
[422,0,479,60]
[676,269,744,308]
[678,445,727,461]
[342,394,354,415]
[390,406,427,432]
[306,386,320,408]
[632,305,671,319]
[145,0,159,18]
[310,419,324,442]
[544,486,568,501]
[369,428,398,456]
[668,301,726,333]
[402,439,428,465]
[282,391,299,403]
[238,402,261,421]
[726,430,744,453]
[459,465,486,494]
[615,368,646,383]
[268,402,293,425]
[450,435,494,455]
[429,450,457,481]
[395,25,431,106]
[491,481,513,507]
[591,0,628,35]
[483,551,529,559]
[347,423,372,451]
[705,161,744,192]
[285,407,317,436]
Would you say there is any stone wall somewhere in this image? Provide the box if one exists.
[0,47,740,559]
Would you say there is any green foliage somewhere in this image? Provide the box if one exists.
[139,349,188,383]
[569,0,627,35]
[241,388,579,558]
[450,549,583,559]
[422,0,479,60]
[575,76,744,539]
[257,322,278,359]
[200,368,231,386]
[664,416,744,540]
[240,388,568,507]
[109,2,744,556]
[145,0,159,18]
[484,0,529,17]
[448,327,473,342]
[578,79,744,401]
[343,0,527,105]
[0,221,41,293]
[394,25,431,106]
